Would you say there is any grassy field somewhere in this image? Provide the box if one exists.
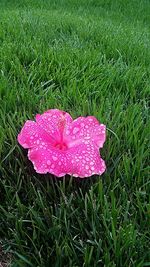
[0,0,150,266]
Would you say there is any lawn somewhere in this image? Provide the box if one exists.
[0,0,150,266]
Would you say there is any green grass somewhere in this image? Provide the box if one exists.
[0,0,150,266]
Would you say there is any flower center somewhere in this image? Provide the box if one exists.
[54,142,68,150]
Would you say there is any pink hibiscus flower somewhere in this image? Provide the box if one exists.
[17,109,106,178]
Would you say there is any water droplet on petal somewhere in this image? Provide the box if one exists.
[52,156,58,161]
[73,127,79,134]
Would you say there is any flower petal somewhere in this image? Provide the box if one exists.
[66,142,106,178]
[17,120,54,149]
[35,109,73,142]
[28,143,72,177]
[28,141,106,178]
[64,116,106,149]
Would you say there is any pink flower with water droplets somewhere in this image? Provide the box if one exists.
[17,109,106,178]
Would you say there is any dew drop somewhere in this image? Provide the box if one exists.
[73,127,79,134]
[52,156,58,161]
